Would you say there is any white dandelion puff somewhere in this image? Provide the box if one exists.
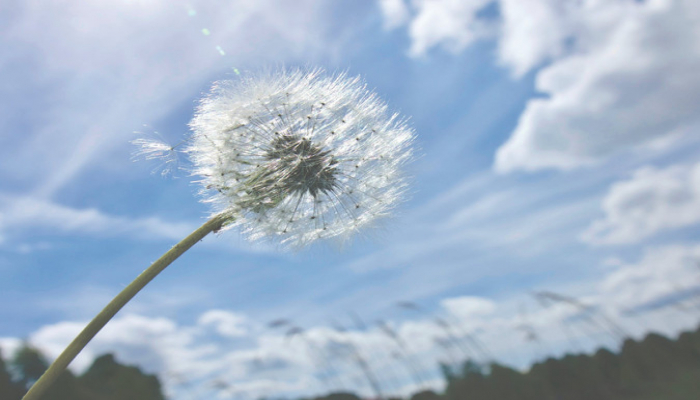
[188,69,415,246]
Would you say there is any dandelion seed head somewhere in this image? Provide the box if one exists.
[188,69,414,247]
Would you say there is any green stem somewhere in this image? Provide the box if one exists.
[23,214,228,400]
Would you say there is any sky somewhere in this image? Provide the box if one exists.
[1,0,700,399]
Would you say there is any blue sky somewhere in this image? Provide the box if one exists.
[2,0,700,399]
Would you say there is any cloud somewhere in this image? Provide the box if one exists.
[581,161,700,245]
[495,0,700,172]
[20,310,452,399]
[0,337,22,361]
[497,0,578,77]
[406,0,496,57]
[28,314,210,375]
[376,0,498,55]
[596,243,700,312]
[380,0,569,64]
[0,194,195,243]
[378,0,411,29]
[441,296,496,319]
[198,310,249,338]
[22,311,333,400]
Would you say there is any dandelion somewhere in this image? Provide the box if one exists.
[23,69,415,400]
[188,69,414,246]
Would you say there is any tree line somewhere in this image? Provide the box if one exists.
[310,325,700,400]
[0,344,165,400]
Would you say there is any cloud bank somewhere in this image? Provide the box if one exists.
[379,0,700,172]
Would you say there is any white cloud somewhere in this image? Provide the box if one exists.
[19,311,453,399]
[28,314,211,375]
[597,244,700,311]
[497,0,578,77]
[22,312,334,400]
[379,0,410,29]
[406,0,496,56]
[380,0,569,63]
[441,296,496,319]
[0,194,195,242]
[582,162,700,245]
[495,0,700,171]
[198,310,249,338]
[0,337,22,361]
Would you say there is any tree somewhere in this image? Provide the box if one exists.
[0,348,23,400]
[410,389,441,400]
[79,353,164,400]
[12,344,48,387]
[11,343,83,400]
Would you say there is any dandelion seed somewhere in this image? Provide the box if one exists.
[188,69,414,247]
[131,137,181,177]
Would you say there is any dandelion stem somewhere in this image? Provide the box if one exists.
[22,214,228,400]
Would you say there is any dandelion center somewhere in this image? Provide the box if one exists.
[265,134,338,197]
[238,134,340,214]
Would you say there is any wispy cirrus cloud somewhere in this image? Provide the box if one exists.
[2,0,369,199]
[0,194,194,243]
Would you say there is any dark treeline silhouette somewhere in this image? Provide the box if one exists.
[438,327,700,400]
[0,344,165,400]
[308,325,700,400]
